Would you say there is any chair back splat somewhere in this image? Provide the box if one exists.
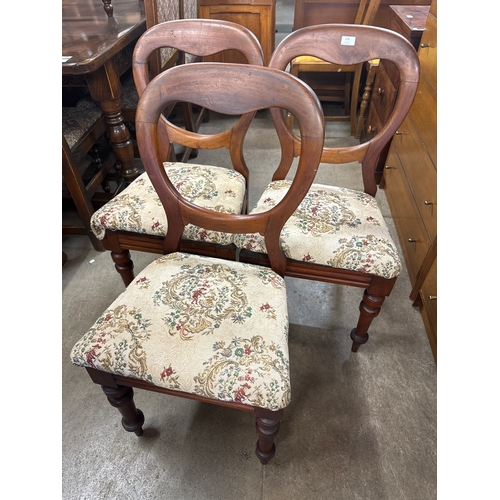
[70,61,324,464]
[235,24,420,352]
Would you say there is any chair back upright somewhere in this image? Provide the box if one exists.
[134,62,325,276]
[269,24,420,197]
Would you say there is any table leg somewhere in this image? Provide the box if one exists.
[85,59,139,184]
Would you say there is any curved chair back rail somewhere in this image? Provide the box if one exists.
[136,62,325,276]
[269,24,420,197]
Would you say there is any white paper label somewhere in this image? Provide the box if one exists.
[341,36,356,46]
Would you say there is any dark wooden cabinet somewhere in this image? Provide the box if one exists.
[388,4,430,50]
[382,0,437,361]
[198,0,276,65]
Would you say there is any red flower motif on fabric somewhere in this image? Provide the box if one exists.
[160,366,173,380]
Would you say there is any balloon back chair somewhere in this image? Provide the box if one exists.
[70,62,325,463]
[90,19,264,287]
[234,24,420,352]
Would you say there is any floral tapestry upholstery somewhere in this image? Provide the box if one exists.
[120,71,138,110]
[90,163,246,245]
[70,252,291,410]
[234,181,402,279]
[62,96,102,150]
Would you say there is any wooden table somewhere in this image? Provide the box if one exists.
[62,0,146,183]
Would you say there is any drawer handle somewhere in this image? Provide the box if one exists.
[421,43,429,48]
[378,87,385,96]
[408,238,417,243]
[385,165,397,169]
[428,296,437,300]
[424,200,434,205]
[395,131,402,135]
[367,125,376,133]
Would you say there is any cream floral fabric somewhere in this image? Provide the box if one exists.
[90,163,246,245]
[71,253,291,410]
[234,181,402,279]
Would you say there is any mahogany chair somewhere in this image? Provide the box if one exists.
[288,0,381,136]
[91,19,265,286]
[234,24,420,352]
[70,61,325,463]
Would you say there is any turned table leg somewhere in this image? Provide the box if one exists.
[85,59,139,184]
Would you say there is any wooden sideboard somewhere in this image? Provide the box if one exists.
[198,0,276,65]
[381,0,437,361]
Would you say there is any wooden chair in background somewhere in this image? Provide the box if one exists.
[234,24,420,353]
[70,61,324,464]
[90,19,264,286]
[288,0,382,136]
[62,96,124,251]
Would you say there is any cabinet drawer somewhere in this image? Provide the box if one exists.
[392,117,437,240]
[409,73,437,167]
[370,61,398,124]
[420,257,437,360]
[383,147,431,282]
[418,12,437,90]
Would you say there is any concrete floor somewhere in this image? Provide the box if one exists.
[61,2,437,498]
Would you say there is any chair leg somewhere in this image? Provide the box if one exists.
[350,277,397,352]
[111,249,135,286]
[254,408,283,465]
[101,385,145,436]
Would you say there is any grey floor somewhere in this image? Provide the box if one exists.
[62,2,437,498]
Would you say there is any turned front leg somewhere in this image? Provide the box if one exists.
[111,249,135,287]
[102,385,144,436]
[254,408,283,465]
[350,290,386,352]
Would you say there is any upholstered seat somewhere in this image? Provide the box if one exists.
[234,181,401,279]
[71,252,290,410]
[91,163,246,245]
[62,95,103,153]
